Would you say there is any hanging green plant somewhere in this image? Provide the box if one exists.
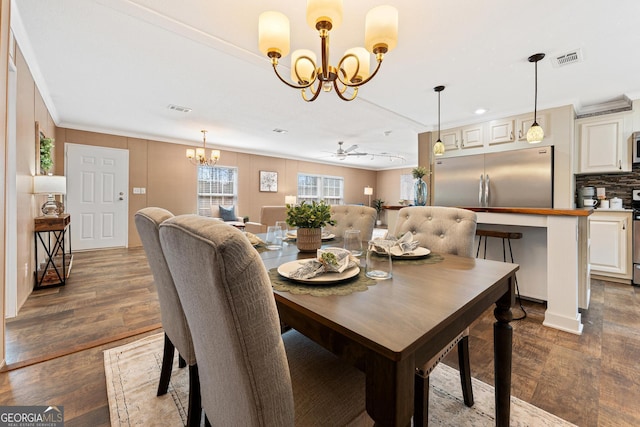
[40,136,54,174]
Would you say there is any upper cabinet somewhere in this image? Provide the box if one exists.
[460,124,484,149]
[577,113,632,174]
[441,129,460,151]
[488,119,515,145]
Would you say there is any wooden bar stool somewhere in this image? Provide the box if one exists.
[476,229,527,320]
[476,229,523,263]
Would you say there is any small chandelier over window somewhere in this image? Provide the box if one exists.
[258,0,398,102]
[186,130,220,167]
[433,85,445,156]
[527,53,545,144]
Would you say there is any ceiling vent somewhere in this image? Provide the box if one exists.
[167,104,192,113]
[551,49,583,68]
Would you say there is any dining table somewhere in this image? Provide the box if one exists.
[258,237,518,427]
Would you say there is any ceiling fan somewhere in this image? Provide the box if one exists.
[332,141,368,160]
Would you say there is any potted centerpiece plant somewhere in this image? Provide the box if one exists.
[373,198,384,226]
[412,166,429,206]
[286,200,336,252]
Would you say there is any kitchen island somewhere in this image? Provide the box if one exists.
[465,207,592,335]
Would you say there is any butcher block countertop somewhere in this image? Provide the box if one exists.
[461,207,594,217]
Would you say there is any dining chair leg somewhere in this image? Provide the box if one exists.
[178,354,187,368]
[187,363,201,427]
[458,336,474,407]
[413,370,429,427]
[157,332,175,396]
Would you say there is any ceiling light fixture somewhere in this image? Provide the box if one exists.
[433,85,445,156]
[527,53,545,144]
[186,130,220,167]
[258,0,398,102]
[474,108,487,115]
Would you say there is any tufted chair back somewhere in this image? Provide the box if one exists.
[393,206,477,257]
[134,207,196,365]
[324,205,377,241]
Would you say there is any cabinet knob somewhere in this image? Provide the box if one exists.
[510,131,514,140]
[619,160,622,170]
[518,130,523,139]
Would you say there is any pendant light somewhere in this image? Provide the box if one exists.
[527,53,545,144]
[433,85,445,156]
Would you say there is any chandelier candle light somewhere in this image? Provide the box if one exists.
[527,53,545,144]
[186,130,220,166]
[258,0,398,101]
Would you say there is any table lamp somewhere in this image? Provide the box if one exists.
[285,195,297,205]
[364,186,373,206]
[33,175,66,216]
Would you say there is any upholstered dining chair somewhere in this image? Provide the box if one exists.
[324,205,377,241]
[134,208,201,427]
[394,206,478,427]
[159,215,371,426]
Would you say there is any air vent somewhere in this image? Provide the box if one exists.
[551,49,583,68]
[167,104,192,113]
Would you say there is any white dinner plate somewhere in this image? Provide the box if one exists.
[373,246,431,259]
[277,260,360,284]
[286,230,335,240]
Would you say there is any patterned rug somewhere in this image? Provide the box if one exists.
[104,333,575,426]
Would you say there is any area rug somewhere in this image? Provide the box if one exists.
[104,333,575,426]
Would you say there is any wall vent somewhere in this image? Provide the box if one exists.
[167,104,192,113]
[551,49,583,68]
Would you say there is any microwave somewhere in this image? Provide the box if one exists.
[634,132,640,163]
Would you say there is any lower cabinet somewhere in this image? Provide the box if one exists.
[589,211,632,282]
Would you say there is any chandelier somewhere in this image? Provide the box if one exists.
[258,0,398,102]
[433,85,445,156]
[527,53,545,144]
[186,130,220,167]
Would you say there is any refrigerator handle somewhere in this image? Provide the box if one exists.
[479,174,484,206]
[485,174,490,207]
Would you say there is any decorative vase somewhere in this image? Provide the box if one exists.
[414,178,428,206]
[296,228,322,252]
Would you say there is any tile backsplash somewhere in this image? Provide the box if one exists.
[575,163,640,208]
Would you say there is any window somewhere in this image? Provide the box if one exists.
[297,173,344,205]
[197,166,238,216]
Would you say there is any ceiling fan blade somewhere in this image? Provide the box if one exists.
[347,152,368,156]
[344,144,358,153]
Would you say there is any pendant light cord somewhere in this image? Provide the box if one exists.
[437,90,441,140]
[533,60,538,123]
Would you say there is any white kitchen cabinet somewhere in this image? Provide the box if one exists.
[488,119,514,145]
[460,124,484,149]
[577,113,632,173]
[589,211,632,281]
[441,129,460,151]
[516,114,548,141]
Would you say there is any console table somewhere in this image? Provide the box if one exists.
[34,214,72,289]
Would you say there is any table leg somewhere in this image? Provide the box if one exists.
[493,275,515,427]
[366,351,414,427]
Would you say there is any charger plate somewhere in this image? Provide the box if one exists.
[277,260,359,284]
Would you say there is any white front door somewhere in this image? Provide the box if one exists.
[66,143,129,250]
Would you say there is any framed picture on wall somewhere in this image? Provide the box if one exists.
[259,170,278,192]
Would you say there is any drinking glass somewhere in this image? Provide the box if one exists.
[343,229,363,256]
[365,240,393,279]
[265,226,283,250]
[275,221,288,238]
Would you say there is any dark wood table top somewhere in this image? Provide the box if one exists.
[260,239,518,426]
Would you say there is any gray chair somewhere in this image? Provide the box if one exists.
[134,208,201,427]
[394,206,478,427]
[159,215,371,426]
[324,205,377,241]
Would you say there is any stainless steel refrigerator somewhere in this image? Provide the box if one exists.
[433,146,554,208]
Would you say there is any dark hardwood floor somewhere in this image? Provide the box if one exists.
[0,247,638,426]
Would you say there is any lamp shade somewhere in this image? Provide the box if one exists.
[343,47,370,82]
[259,11,291,57]
[433,140,445,156]
[33,175,66,195]
[527,123,544,144]
[285,195,297,205]
[291,49,317,84]
[365,5,398,53]
[306,0,343,29]
[364,186,374,195]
